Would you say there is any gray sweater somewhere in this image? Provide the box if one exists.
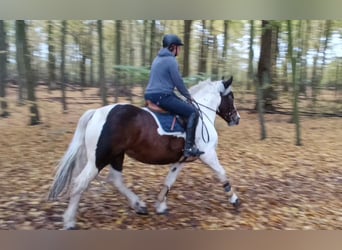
[145,48,191,100]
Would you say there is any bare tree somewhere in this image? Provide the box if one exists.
[210,21,219,80]
[15,20,26,106]
[47,21,56,91]
[0,20,9,117]
[198,20,208,75]
[183,20,192,77]
[256,20,272,139]
[247,20,255,90]
[87,21,95,87]
[60,20,68,112]
[220,20,229,77]
[141,20,148,67]
[311,20,332,106]
[16,20,40,125]
[98,20,107,106]
[257,20,277,111]
[113,20,122,103]
[287,20,302,146]
[149,20,156,66]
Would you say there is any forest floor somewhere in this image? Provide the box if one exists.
[0,85,341,229]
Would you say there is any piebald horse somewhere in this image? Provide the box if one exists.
[48,77,241,229]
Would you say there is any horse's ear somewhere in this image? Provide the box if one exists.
[223,76,233,89]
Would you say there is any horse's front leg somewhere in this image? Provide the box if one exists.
[200,150,240,209]
[107,167,148,215]
[155,162,185,214]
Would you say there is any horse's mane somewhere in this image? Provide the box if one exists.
[189,78,213,96]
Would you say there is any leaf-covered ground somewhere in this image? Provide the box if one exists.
[0,87,341,229]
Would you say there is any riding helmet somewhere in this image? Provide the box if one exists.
[162,34,184,48]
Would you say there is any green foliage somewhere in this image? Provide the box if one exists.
[113,65,150,85]
[183,74,210,87]
[113,65,209,88]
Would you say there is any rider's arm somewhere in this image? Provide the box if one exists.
[169,59,192,100]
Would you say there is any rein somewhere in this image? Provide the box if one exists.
[192,100,216,143]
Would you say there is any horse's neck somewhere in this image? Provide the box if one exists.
[192,86,220,123]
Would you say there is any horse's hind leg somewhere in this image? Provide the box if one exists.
[200,149,240,209]
[107,158,148,215]
[155,162,185,214]
[63,160,98,229]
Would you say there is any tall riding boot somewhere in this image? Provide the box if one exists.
[183,113,204,157]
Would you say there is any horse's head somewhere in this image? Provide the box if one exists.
[217,76,240,126]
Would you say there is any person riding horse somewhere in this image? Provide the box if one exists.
[144,34,204,158]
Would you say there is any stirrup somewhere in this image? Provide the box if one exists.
[184,146,204,158]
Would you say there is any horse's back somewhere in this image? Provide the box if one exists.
[91,103,184,168]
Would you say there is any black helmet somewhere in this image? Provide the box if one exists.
[162,34,184,48]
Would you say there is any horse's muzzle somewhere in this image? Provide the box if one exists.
[228,113,240,126]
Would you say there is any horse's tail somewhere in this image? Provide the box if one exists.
[47,109,96,200]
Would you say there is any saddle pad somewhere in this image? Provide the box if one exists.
[143,108,186,135]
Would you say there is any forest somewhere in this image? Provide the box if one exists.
[0,20,341,229]
[1,20,342,122]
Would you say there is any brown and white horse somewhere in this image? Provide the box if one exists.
[48,77,240,229]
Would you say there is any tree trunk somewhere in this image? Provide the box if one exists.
[149,20,156,66]
[221,20,229,77]
[60,20,68,112]
[299,20,311,95]
[271,22,279,86]
[321,20,332,69]
[198,20,208,75]
[128,21,135,102]
[287,20,302,146]
[15,20,26,106]
[115,20,122,66]
[47,21,56,91]
[98,20,107,106]
[80,54,86,90]
[183,20,192,77]
[247,20,255,90]
[211,33,219,80]
[17,20,40,125]
[257,20,277,111]
[114,20,122,103]
[0,20,9,117]
[88,22,95,87]
[141,20,148,67]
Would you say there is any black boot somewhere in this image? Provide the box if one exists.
[183,113,204,157]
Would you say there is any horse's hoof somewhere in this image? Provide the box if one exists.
[136,206,149,215]
[65,226,78,230]
[156,209,169,215]
[232,198,241,209]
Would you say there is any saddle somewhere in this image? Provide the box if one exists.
[145,100,186,133]
[146,100,168,113]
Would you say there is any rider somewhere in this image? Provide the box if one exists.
[144,34,204,158]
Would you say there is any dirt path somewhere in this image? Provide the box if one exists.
[0,87,341,229]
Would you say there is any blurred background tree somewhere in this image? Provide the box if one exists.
[0,20,9,117]
[0,20,341,141]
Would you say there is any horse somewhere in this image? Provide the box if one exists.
[48,76,241,229]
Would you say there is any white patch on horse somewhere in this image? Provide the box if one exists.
[142,107,186,138]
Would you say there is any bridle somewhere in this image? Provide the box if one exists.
[191,90,236,143]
